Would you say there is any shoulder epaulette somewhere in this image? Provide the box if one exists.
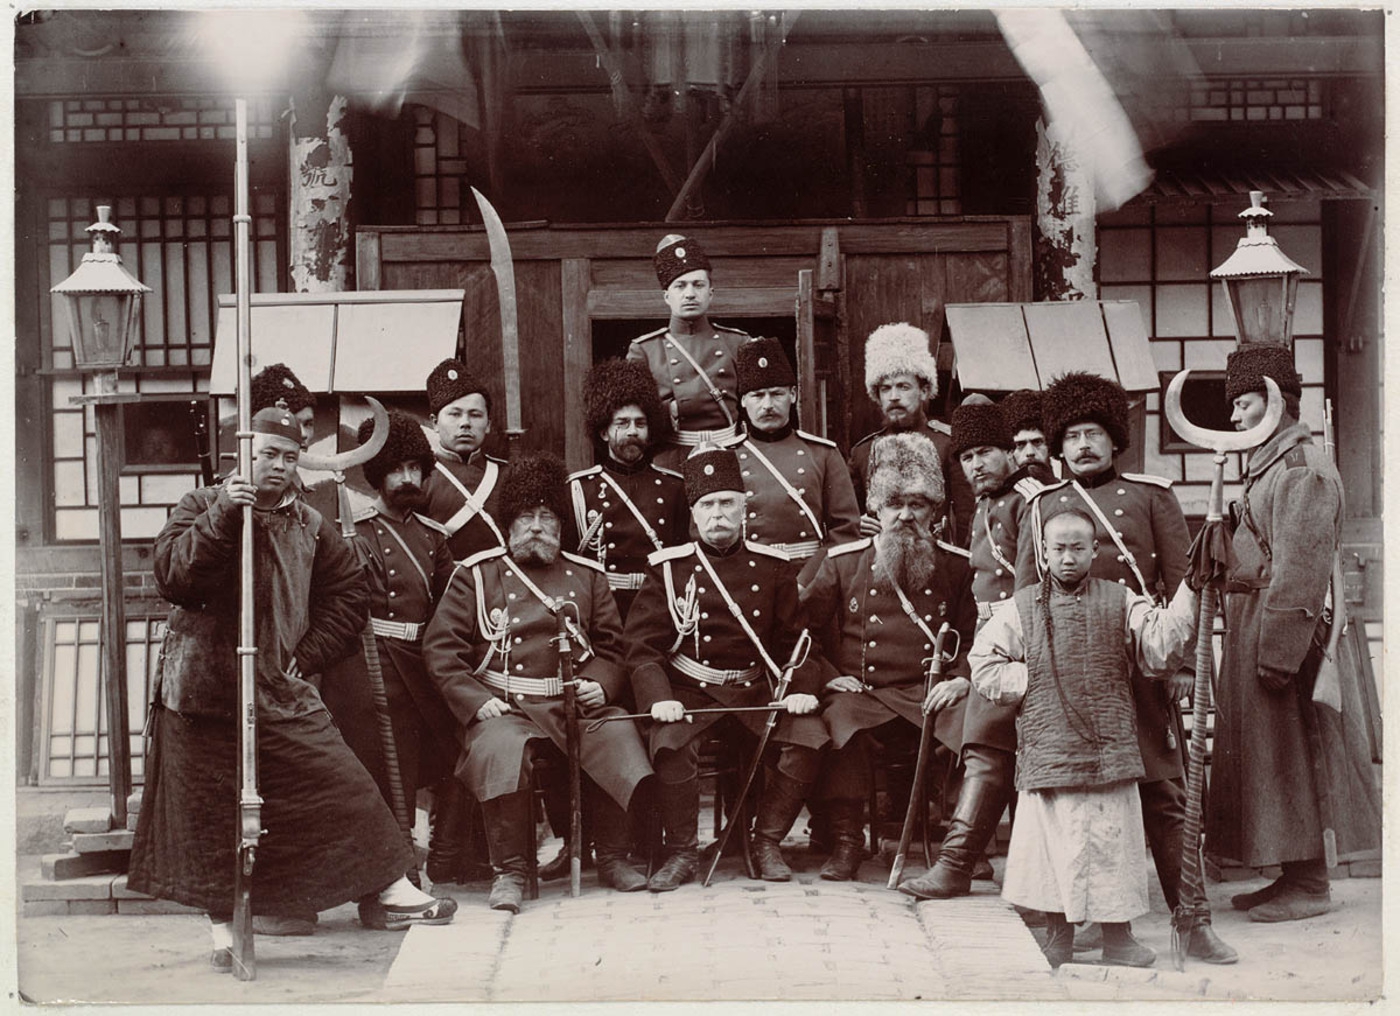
[927,419,952,436]
[713,323,750,336]
[648,542,696,566]
[1026,477,1069,501]
[413,513,451,536]
[485,453,510,466]
[1121,472,1173,489]
[745,540,792,561]
[796,429,838,449]
[1013,476,1046,501]
[567,464,603,482]
[1282,446,1311,470]
[352,503,379,523]
[650,464,683,479]
[561,550,606,573]
[460,546,508,569]
[630,326,668,344]
[827,537,873,559]
[937,539,972,560]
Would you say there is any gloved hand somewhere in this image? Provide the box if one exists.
[1258,666,1292,693]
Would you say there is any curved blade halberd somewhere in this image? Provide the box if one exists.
[471,186,524,442]
[299,396,390,473]
[1164,371,1283,455]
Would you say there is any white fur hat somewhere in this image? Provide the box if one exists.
[864,322,939,402]
[865,432,945,511]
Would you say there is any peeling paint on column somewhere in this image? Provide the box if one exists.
[1033,118,1097,303]
[289,93,352,293]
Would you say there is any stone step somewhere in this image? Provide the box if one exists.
[20,857,199,917]
[67,830,135,854]
[62,806,112,835]
[41,849,129,881]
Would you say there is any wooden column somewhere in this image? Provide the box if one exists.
[289,90,353,293]
[1032,117,1097,302]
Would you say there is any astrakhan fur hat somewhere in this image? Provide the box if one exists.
[426,358,490,416]
[735,337,796,396]
[654,234,712,289]
[251,363,316,414]
[950,393,1012,458]
[998,388,1044,437]
[866,432,945,511]
[682,446,745,506]
[1225,344,1303,401]
[1042,371,1130,455]
[360,410,435,491]
[584,358,665,437]
[864,323,939,402]
[499,453,569,527]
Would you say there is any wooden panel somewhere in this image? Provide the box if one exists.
[1101,301,1160,392]
[333,301,463,393]
[457,263,509,460]
[945,305,1039,392]
[1022,302,1117,384]
[516,259,566,457]
[355,230,381,291]
[560,259,592,472]
[795,270,818,435]
[1007,217,1033,302]
[209,304,336,394]
[590,256,814,289]
[588,287,796,319]
[944,252,1010,305]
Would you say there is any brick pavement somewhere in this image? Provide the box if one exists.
[374,873,1058,1003]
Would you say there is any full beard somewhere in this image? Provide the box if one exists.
[509,530,562,567]
[874,524,938,592]
[382,482,428,515]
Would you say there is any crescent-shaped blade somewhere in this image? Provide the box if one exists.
[299,396,390,472]
[1164,370,1283,454]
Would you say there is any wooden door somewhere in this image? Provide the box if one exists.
[794,269,848,450]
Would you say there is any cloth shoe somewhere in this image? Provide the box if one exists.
[1041,912,1074,969]
[252,914,316,936]
[1071,922,1102,953]
[649,779,700,892]
[900,747,1011,898]
[1101,922,1155,967]
[1248,887,1332,923]
[1184,918,1239,964]
[209,948,232,973]
[359,895,459,930]
[751,770,811,882]
[819,799,866,881]
[1231,876,1288,912]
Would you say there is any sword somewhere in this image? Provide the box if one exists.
[584,704,785,735]
[471,187,525,450]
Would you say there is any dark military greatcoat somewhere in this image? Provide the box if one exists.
[848,419,971,547]
[422,547,653,809]
[801,537,978,753]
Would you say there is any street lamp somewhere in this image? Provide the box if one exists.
[1210,190,1309,349]
[50,206,152,830]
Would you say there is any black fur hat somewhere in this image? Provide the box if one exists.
[499,453,569,527]
[1042,371,1130,454]
[950,394,1012,458]
[654,234,712,289]
[360,410,434,492]
[583,358,665,437]
[998,388,1044,436]
[1225,345,1303,401]
[735,337,796,397]
[251,363,316,414]
[682,446,744,506]
[426,358,490,416]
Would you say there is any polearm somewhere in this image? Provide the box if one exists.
[1164,370,1281,970]
[471,188,524,454]
[888,622,956,890]
[701,630,813,888]
[555,609,584,898]
[230,96,261,982]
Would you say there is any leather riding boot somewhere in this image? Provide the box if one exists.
[426,778,467,885]
[481,791,532,913]
[899,747,1012,899]
[752,770,811,882]
[1101,922,1156,967]
[1041,911,1074,969]
[592,790,647,893]
[649,780,700,892]
[819,798,866,881]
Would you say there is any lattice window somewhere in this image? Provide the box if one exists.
[46,96,278,144]
[39,609,165,786]
[905,85,961,216]
[412,105,468,226]
[1149,77,1328,125]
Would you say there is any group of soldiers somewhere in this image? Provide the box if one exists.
[128,233,1379,975]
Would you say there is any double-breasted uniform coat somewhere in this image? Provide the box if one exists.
[423,447,510,561]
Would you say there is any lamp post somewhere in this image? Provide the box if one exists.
[51,205,152,829]
[1210,191,1309,349]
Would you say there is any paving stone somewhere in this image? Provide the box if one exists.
[67,900,117,915]
[110,875,154,900]
[69,830,135,854]
[23,901,70,917]
[21,873,114,901]
[41,850,129,880]
[1348,858,1381,878]
[115,898,201,915]
[63,807,112,834]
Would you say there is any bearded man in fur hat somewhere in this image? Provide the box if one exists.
[998,388,1054,475]
[423,454,655,913]
[1016,371,1234,964]
[626,234,753,470]
[800,433,979,881]
[1209,346,1380,923]
[848,322,971,545]
[731,337,862,585]
[568,358,688,622]
[317,411,462,888]
[422,358,510,561]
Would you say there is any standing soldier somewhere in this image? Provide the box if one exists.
[422,455,654,913]
[626,234,751,469]
[1016,371,1234,963]
[422,358,509,562]
[250,363,317,449]
[801,433,979,881]
[848,323,971,546]
[732,337,862,583]
[900,395,1045,899]
[569,358,688,622]
[998,388,1055,476]
[1210,346,1380,922]
[318,411,462,888]
[626,447,827,889]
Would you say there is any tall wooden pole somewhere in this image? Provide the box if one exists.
[93,372,131,828]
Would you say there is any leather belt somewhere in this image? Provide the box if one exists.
[769,539,821,560]
[975,599,1013,622]
[672,422,741,448]
[370,617,424,642]
[671,653,761,687]
[606,571,646,591]
[480,669,564,698]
